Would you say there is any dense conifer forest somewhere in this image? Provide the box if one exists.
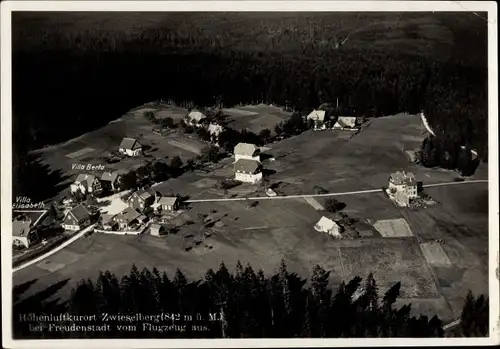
[12,261,489,338]
[12,12,488,196]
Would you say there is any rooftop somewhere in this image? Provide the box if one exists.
[234,159,261,174]
[119,137,141,150]
[390,171,416,185]
[234,142,259,156]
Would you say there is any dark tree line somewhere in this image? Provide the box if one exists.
[12,261,457,339]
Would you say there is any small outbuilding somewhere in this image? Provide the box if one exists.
[150,223,166,237]
[119,138,143,157]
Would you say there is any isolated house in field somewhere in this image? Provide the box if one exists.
[115,207,141,230]
[128,187,156,212]
[62,204,92,231]
[333,116,357,129]
[234,142,261,162]
[100,172,120,192]
[314,216,342,238]
[186,111,207,126]
[150,223,165,237]
[119,138,143,157]
[306,110,327,129]
[234,159,263,184]
[70,174,102,196]
[12,218,38,248]
[157,196,179,212]
[388,171,418,207]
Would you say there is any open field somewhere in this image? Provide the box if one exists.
[223,104,292,134]
[373,218,414,237]
[14,113,488,324]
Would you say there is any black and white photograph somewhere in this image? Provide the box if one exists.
[1,1,498,348]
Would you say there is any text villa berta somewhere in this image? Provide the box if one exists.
[13,196,45,210]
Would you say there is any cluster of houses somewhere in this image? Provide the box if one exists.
[184,110,225,139]
[12,211,48,248]
[306,109,362,131]
[70,171,122,197]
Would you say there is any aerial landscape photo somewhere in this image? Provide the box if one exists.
[8,9,491,340]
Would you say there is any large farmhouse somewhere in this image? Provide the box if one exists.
[234,159,263,184]
[234,142,261,162]
[119,138,142,157]
[62,204,92,231]
[114,207,142,230]
[70,174,102,196]
[388,171,418,207]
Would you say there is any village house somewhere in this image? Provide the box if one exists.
[101,214,119,231]
[114,207,142,230]
[306,110,327,129]
[62,204,92,231]
[157,196,179,212]
[128,187,157,212]
[150,223,166,237]
[234,159,263,184]
[388,171,418,207]
[186,110,207,126]
[12,218,38,248]
[119,137,143,157]
[208,123,224,139]
[314,216,343,238]
[333,116,358,129]
[100,171,121,192]
[70,174,102,196]
[234,142,261,162]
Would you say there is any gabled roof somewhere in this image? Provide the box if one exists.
[12,220,32,237]
[118,207,141,223]
[101,172,119,182]
[119,138,142,150]
[234,159,261,174]
[315,216,340,232]
[188,111,207,122]
[390,171,416,185]
[68,204,91,222]
[336,116,357,127]
[306,110,326,122]
[158,196,178,206]
[234,143,259,157]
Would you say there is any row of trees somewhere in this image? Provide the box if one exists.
[419,136,480,176]
[13,261,489,339]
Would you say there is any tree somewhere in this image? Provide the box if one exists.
[197,127,212,142]
[460,291,489,337]
[119,171,137,191]
[258,129,271,143]
[161,117,175,129]
[143,111,157,123]
[325,198,346,213]
[153,161,170,181]
[169,156,184,176]
[201,145,219,163]
[274,123,283,137]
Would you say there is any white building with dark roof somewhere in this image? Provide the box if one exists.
[12,218,37,248]
[119,138,142,156]
[234,142,260,162]
[388,171,418,207]
[100,172,120,192]
[70,174,102,196]
[62,204,92,231]
[127,187,157,212]
[114,207,141,230]
[234,159,263,184]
